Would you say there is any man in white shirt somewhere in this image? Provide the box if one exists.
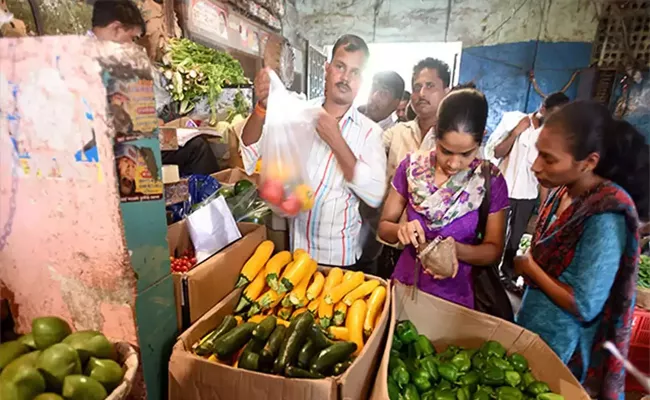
[492,92,570,281]
[238,34,387,268]
[87,0,145,44]
[358,71,405,131]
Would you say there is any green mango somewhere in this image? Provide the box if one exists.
[0,351,41,381]
[17,333,36,350]
[32,317,72,350]
[36,343,81,391]
[85,357,125,392]
[0,364,45,399]
[34,394,65,400]
[0,341,30,370]
[62,331,114,363]
[62,375,107,400]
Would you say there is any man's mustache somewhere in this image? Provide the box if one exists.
[336,82,351,91]
[417,99,430,105]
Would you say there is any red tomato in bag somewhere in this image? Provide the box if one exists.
[280,194,301,216]
[260,179,284,206]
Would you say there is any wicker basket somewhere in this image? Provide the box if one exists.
[637,286,650,311]
[106,341,139,400]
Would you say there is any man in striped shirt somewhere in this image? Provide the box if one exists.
[238,34,387,268]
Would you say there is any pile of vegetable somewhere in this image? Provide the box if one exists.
[638,255,650,289]
[170,248,197,273]
[0,316,125,400]
[191,246,387,379]
[388,320,565,400]
[160,38,249,123]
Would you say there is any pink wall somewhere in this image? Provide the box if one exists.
[0,36,138,344]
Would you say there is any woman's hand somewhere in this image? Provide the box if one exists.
[514,251,533,277]
[397,219,426,248]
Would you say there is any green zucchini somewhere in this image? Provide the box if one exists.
[194,315,238,356]
[261,325,286,361]
[333,359,353,375]
[273,311,314,374]
[252,316,277,341]
[297,339,319,368]
[310,341,357,374]
[308,324,332,350]
[214,322,256,359]
[238,352,260,371]
[285,365,324,379]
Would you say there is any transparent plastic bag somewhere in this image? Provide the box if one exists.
[259,70,320,217]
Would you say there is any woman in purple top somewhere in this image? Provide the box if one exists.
[378,88,509,308]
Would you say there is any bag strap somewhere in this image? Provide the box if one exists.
[476,161,491,243]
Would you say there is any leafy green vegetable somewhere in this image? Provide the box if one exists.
[639,255,650,289]
[160,38,249,124]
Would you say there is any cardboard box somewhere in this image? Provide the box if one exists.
[212,167,260,186]
[370,282,590,400]
[168,270,391,400]
[168,221,267,331]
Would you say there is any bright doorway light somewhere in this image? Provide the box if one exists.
[324,42,462,107]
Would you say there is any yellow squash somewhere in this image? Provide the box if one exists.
[264,251,292,291]
[363,285,386,337]
[248,314,266,323]
[346,299,367,356]
[342,279,380,306]
[324,271,364,305]
[248,288,283,317]
[291,307,308,319]
[277,306,293,320]
[343,270,355,281]
[333,302,348,326]
[278,253,312,293]
[289,260,318,306]
[328,326,350,341]
[306,271,325,301]
[235,266,268,313]
[293,248,308,259]
[307,298,320,314]
[276,318,290,327]
[236,240,274,287]
[318,300,334,329]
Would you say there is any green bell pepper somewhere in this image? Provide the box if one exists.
[393,335,404,351]
[396,321,419,344]
[413,370,433,393]
[405,357,420,374]
[433,388,456,400]
[456,386,471,400]
[526,381,551,395]
[508,353,529,373]
[451,351,472,372]
[471,352,487,371]
[496,386,523,400]
[521,372,536,389]
[459,370,480,390]
[488,356,514,371]
[421,390,436,400]
[387,376,401,400]
[438,346,460,361]
[421,355,440,382]
[390,358,410,389]
[535,394,564,400]
[472,390,490,400]
[404,383,421,400]
[505,371,522,388]
[414,335,436,359]
[438,362,460,382]
[480,367,505,386]
[480,341,506,359]
[437,380,452,391]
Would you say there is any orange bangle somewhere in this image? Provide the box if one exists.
[255,102,266,118]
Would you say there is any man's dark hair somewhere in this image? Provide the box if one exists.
[331,34,370,60]
[543,91,570,110]
[92,0,146,34]
[373,71,405,100]
[412,58,451,88]
[401,90,411,102]
[451,82,477,91]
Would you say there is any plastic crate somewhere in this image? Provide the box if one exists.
[625,307,650,393]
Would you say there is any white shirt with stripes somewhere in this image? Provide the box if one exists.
[239,98,387,266]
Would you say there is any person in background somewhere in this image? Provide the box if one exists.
[358,71,405,131]
[378,88,509,308]
[237,34,387,268]
[514,101,649,399]
[382,58,451,183]
[88,0,145,43]
[493,92,570,286]
[395,90,411,123]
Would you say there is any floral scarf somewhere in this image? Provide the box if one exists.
[530,182,640,400]
[406,149,487,230]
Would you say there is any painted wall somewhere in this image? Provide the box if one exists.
[0,37,138,343]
